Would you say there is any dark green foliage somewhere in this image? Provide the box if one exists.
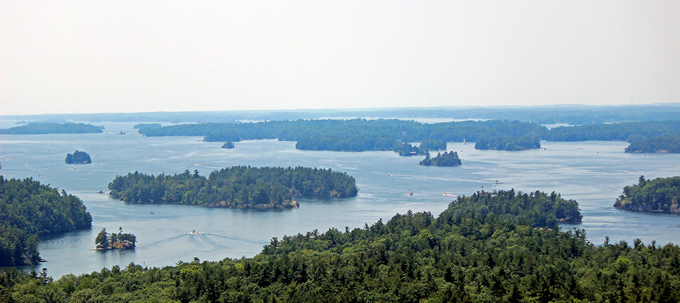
[95,228,136,250]
[0,176,92,266]
[221,141,235,149]
[418,139,446,151]
[3,190,680,302]
[419,151,462,166]
[133,123,162,131]
[0,122,103,134]
[296,136,396,152]
[392,142,426,156]
[625,137,680,153]
[545,120,680,142]
[441,190,582,226]
[614,176,680,213]
[64,150,91,164]
[108,166,358,209]
[475,135,541,151]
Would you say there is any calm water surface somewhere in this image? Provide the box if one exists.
[1,121,679,278]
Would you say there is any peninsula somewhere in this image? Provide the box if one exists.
[614,175,680,213]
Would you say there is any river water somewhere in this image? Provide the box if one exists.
[1,121,679,278]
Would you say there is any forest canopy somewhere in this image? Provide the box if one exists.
[108,166,358,209]
[614,175,680,213]
[64,150,91,164]
[419,151,462,166]
[0,177,92,266]
[3,189,680,302]
[625,137,680,153]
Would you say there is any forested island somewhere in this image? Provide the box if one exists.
[3,189,680,302]
[475,135,541,151]
[544,120,680,142]
[221,142,235,149]
[625,137,680,153]
[133,123,162,131]
[614,176,680,213]
[419,151,462,166]
[64,150,91,164]
[95,228,136,250]
[295,135,396,152]
[0,177,92,266]
[0,122,103,135]
[108,166,358,209]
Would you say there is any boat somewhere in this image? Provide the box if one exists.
[149,211,154,214]
[190,230,197,234]
[443,193,457,197]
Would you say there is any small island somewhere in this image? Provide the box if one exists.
[475,135,541,151]
[0,122,104,134]
[108,166,358,209]
[222,142,235,149]
[65,150,92,164]
[95,227,137,250]
[614,175,680,213]
[625,137,680,153]
[419,151,462,166]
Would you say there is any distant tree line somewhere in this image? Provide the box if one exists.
[133,123,162,131]
[4,189,680,302]
[108,166,358,209]
[64,150,91,164]
[544,120,680,142]
[625,137,680,153]
[0,177,92,266]
[475,135,541,151]
[419,151,462,166]
[614,175,680,213]
[0,122,103,135]
[296,136,396,152]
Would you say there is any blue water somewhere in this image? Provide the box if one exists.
[1,121,679,278]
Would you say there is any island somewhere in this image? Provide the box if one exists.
[0,176,92,266]
[614,175,680,213]
[221,141,235,149]
[16,190,680,303]
[475,135,541,151]
[419,151,462,166]
[65,150,92,164]
[95,228,136,250]
[108,166,358,209]
[625,137,680,153]
[295,135,396,152]
[0,122,104,134]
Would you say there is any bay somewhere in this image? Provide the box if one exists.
[1,121,679,278]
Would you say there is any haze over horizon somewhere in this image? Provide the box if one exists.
[2,1,679,116]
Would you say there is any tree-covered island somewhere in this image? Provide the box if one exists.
[475,135,541,151]
[614,175,680,213]
[221,141,235,149]
[95,228,136,250]
[419,151,462,166]
[0,122,104,135]
[108,166,358,209]
[0,177,92,266]
[625,137,680,153]
[6,189,680,302]
[65,150,91,164]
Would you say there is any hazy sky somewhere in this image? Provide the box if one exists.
[2,1,679,115]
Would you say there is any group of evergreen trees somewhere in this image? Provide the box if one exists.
[64,151,91,164]
[108,166,358,209]
[295,136,396,152]
[474,136,541,151]
[2,189,679,302]
[221,142,235,149]
[614,176,680,213]
[625,137,680,153]
[0,177,92,266]
[95,228,136,250]
[419,151,462,166]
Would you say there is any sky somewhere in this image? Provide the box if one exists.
[2,1,679,115]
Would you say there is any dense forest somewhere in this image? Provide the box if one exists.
[0,177,92,266]
[625,137,680,153]
[64,151,91,164]
[419,151,462,166]
[108,166,358,209]
[614,176,680,213]
[474,136,541,151]
[0,122,103,135]
[3,189,680,302]
[133,123,162,131]
[295,136,396,152]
